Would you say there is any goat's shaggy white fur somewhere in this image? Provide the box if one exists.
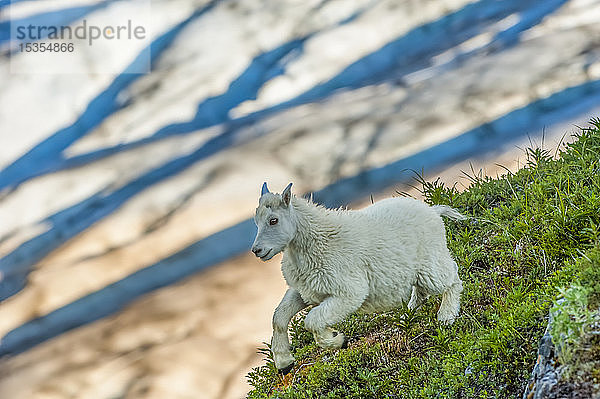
[251,183,464,373]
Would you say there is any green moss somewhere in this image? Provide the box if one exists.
[577,248,600,309]
[550,247,600,388]
[247,120,600,398]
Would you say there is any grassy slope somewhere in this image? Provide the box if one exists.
[247,120,600,399]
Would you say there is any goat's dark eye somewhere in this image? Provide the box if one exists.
[269,217,278,226]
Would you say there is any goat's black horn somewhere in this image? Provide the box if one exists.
[261,182,270,196]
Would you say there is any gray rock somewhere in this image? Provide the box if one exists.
[523,304,562,399]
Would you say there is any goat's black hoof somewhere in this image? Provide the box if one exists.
[278,362,294,375]
[341,336,349,349]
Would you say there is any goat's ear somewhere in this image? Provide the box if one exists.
[261,182,269,196]
[282,183,293,207]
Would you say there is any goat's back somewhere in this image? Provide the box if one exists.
[357,197,445,232]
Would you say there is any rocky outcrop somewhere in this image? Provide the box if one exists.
[524,304,600,399]
[523,313,559,399]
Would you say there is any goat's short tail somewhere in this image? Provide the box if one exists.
[432,205,467,221]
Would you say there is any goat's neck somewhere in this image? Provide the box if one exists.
[287,198,339,262]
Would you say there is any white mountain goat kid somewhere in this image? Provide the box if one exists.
[251,182,464,374]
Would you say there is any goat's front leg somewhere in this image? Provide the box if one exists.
[271,288,308,374]
[304,294,365,349]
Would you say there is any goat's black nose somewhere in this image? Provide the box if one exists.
[252,247,262,255]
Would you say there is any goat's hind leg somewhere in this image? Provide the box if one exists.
[416,258,463,324]
[272,288,308,374]
[437,259,463,324]
[438,279,462,324]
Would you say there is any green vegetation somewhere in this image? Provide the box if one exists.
[550,248,600,390]
[247,120,600,398]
